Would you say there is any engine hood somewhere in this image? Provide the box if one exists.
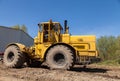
[70,35,96,43]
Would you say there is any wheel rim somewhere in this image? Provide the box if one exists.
[7,52,15,62]
[53,53,65,65]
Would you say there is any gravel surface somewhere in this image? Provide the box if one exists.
[0,61,120,81]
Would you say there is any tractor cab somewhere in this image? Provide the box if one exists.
[38,20,63,43]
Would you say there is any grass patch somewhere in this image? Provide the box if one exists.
[97,59,120,66]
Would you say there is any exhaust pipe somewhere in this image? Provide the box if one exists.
[64,20,67,33]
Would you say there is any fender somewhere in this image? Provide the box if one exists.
[6,43,26,52]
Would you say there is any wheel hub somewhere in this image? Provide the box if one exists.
[7,52,15,62]
[54,53,65,65]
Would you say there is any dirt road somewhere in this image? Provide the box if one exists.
[0,61,120,81]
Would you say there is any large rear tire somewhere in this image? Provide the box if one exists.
[3,45,25,68]
[46,45,74,70]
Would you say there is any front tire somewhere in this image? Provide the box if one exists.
[46,45,74,70]
[3,45,25,68]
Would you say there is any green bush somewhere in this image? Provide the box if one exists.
[97,36,120,66]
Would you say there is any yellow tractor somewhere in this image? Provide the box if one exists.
[3,20,98,70]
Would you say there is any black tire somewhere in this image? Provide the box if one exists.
[3,45,25,68]
[46,45,74,70]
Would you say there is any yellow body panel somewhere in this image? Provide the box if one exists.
[34,43,51,61]
[69,35,97,56]
[61,34,70,43]
[61,34,97,56]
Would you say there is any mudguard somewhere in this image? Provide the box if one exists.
[6,43,26,52]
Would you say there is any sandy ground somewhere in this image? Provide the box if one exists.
[0,61,120,81]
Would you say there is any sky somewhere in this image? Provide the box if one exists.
[0,0,120,38]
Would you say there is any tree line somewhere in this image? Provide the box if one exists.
[97,36,120,63]
[11,25,27,33]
